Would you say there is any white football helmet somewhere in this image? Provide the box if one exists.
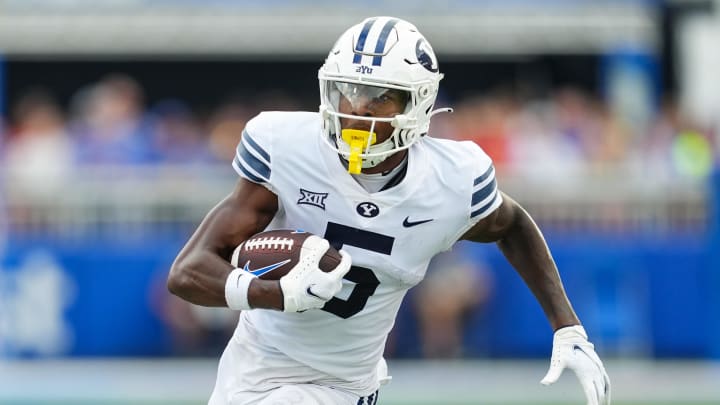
[318,16,450,171]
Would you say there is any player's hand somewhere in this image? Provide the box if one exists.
[541,325,611,405]
[279,235,352,312]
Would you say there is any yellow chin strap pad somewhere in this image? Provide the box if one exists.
[341,129,377,174]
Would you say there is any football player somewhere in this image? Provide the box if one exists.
[168,16,611,405]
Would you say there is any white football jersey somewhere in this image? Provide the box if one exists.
[231,111,502,395]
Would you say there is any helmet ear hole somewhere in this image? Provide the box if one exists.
[418,85,431,98]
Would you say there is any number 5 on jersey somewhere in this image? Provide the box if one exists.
[321,222,394,319]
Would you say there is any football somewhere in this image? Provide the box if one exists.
[230,229,342,280]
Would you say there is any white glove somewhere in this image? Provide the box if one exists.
[279,235,352,313]
[541,325,611,405]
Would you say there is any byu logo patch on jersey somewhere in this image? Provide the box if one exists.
[356,202,380,218]
[297,188,328,210]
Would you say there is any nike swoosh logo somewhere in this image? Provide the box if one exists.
[242,259,291,277]
[403,216,434,227]
[306,285,323,299]
[573,344,608,395]
[573,344,594,359]
[573,344,591,357]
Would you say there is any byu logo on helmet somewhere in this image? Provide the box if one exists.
[415,38,438,73]
[356,202,380,218]
[355,65,374,74]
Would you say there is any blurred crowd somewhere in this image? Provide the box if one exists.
[438,87,717,181]
[0,74,253,186]
[0,73,717,186]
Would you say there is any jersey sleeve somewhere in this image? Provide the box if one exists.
[469,154,502,222]
[232,113,275,192]
[462,141,503,223]
[441,140,505,250]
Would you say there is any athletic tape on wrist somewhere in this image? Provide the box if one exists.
[225,268,257,311]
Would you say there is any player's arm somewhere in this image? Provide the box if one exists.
[461,192,578,330]
[168,177,350,313]
[167,177,284,309]
[462,192,611,405]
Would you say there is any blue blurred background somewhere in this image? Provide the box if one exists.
[0,0,719,404]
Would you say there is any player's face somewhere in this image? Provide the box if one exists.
[335,82,409,143]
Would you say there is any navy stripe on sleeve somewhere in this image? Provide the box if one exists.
[473,165,494,186]
[242,130,271,163]
[235,142,270,181]
[472,178,496,206]
[233,156,266,184]
[471,190,499,218]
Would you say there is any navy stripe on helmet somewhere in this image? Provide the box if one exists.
[236,141,270,181]
[353,18,377,64]
[474,165,494,186]
[242,130,270,163]
[471,190,499,218]
[233,156,266,184]
[372,18,399,66]
[472,178,496,206]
